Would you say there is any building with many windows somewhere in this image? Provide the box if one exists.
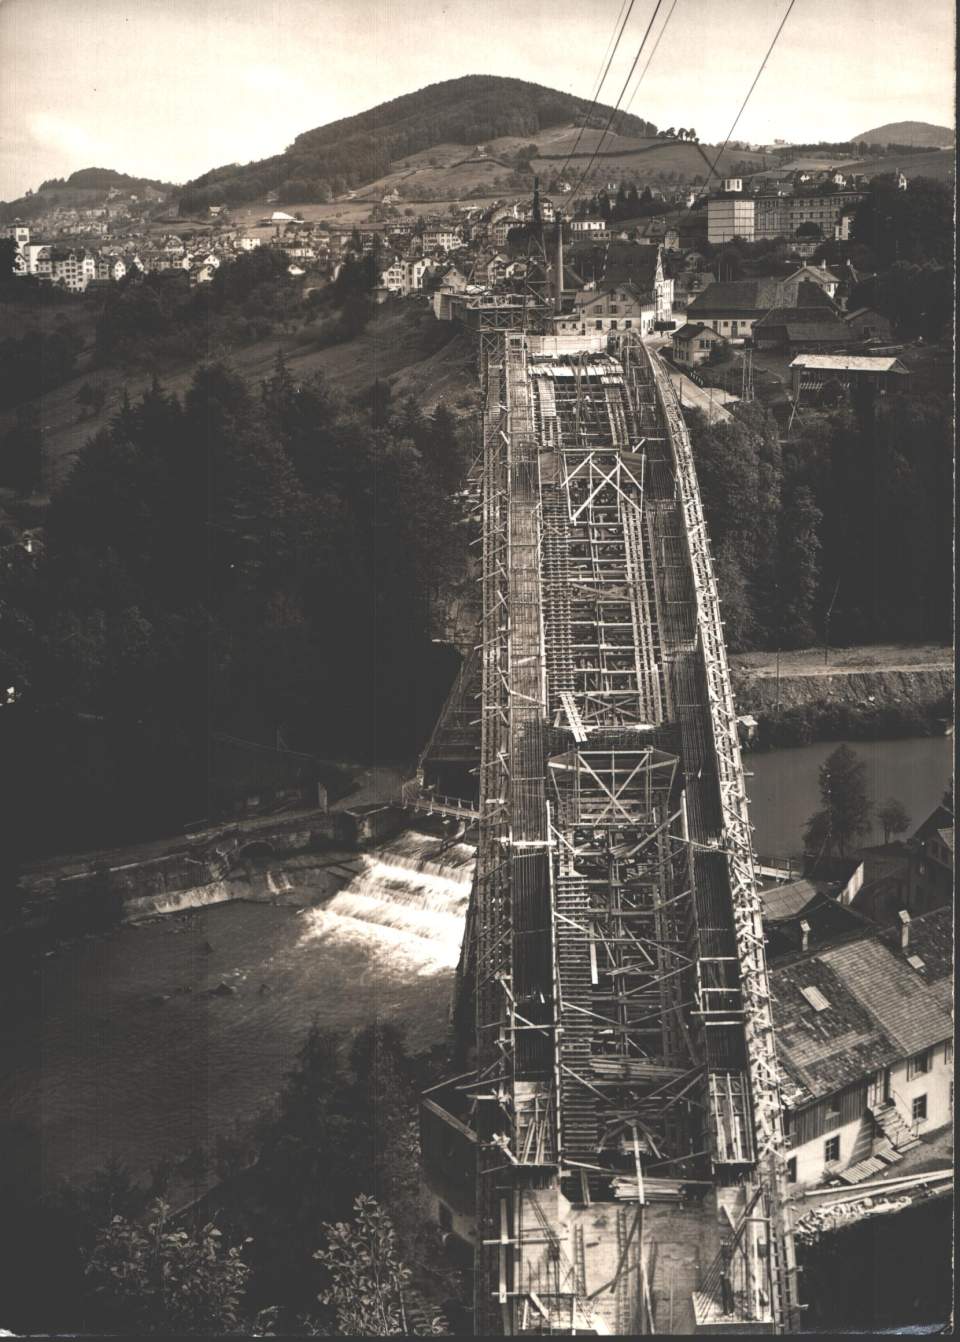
[771,905,952,1190]
[707,189,865,243]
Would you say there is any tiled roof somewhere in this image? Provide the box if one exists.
[771,907,953,1106]
[877,905,952,986]
[672,322,713,340]
[771,952,897,1105]
[687,278,785,314]
[778,322,849,343]
[826,934,952,1056]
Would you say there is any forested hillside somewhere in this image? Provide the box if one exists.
[178,75,659,212]
[0,168,175,222]
[0,357,472,858]
[688,390,952,656]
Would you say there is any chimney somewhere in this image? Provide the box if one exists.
[554,213,564,315]
[898,908,911,951]
[800,919,811,953]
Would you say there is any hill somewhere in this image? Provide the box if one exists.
[177,75,662,212]
[854,121,954,147]
[0,167,176,222]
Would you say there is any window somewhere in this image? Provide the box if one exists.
[945,1040,953,1064]
[595,320,603,330]
[824,1096,842,1129]
[437,1202,453,1232]
[907,1049,932,1079]
[786,1157,797,1183]
[824,1135,840,1164]
[912,1094,927,1124]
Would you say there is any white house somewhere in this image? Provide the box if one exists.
[423,229,462,253]
[50,248,96,291]
[379,256,432,296]
[772,906,952,1190]
[569,218,608,239]
[553,282,657,337]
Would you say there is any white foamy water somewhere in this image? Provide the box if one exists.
[298,831,475,974]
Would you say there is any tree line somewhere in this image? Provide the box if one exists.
[0,356,472,859]
[688,389,952,653]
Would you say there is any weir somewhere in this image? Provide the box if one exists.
[415,322,799,1334]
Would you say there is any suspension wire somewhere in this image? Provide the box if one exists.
[622,0,677,119]
[555,0,638,184]
[700,0,798,195]
[567,0,665,208]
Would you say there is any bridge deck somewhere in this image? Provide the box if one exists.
[427,333,796,1336]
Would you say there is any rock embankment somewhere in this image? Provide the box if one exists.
[729,649,952,746]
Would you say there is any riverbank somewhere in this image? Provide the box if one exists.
[730,644,953,747]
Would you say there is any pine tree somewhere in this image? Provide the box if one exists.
[803,743,872,858]
[778,485,822,648]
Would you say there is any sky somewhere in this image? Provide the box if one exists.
[0,0,954,199]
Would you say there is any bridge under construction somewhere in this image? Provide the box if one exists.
[415,322,798,1334]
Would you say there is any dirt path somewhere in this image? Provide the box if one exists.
[731,645,953,679]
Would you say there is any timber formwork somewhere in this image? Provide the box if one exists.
[452,332,797,1336]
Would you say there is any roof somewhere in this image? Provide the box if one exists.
[761,879,819,922]
[772,322,849,343]
[771,907,953,1106]
[878,905,952,988]
[787,264,840,283]
[790,354,909,373]
[687,278,787,315]
[844,306,888,322]
[672,322,716,340]
[771,952,898,1105]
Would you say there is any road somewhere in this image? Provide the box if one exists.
[730,643,954,679]
[646,337,737,424]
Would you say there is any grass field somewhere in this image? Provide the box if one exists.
[1,299,476,496]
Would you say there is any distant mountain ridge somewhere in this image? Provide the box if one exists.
[37,167,175,193]
[0,166,176,222]
[178,75,660,213]
[854,121,954,147]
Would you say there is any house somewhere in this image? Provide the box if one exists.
[379,256,432,297]
[423,228,462,253]
[671,321,725,368]
[95,255,126,282]
[843,306,894,342]
[753,306,849,352]
[554,281,657,337]
[685,277,799,341]
[50,247,96,291]
[569,218,608,239]
[566,243,673,320]
[848,803,953,926]
[772,905,952,1189]
[760,877,872,961]
[783,263,841,300]
[485,253,511,287]
[788,353,910,397]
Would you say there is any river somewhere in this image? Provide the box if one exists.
[745,734,952,860]
[0,830,473,1195]
[1,736,951,1197]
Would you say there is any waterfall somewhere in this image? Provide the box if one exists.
[298,830,475,974]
